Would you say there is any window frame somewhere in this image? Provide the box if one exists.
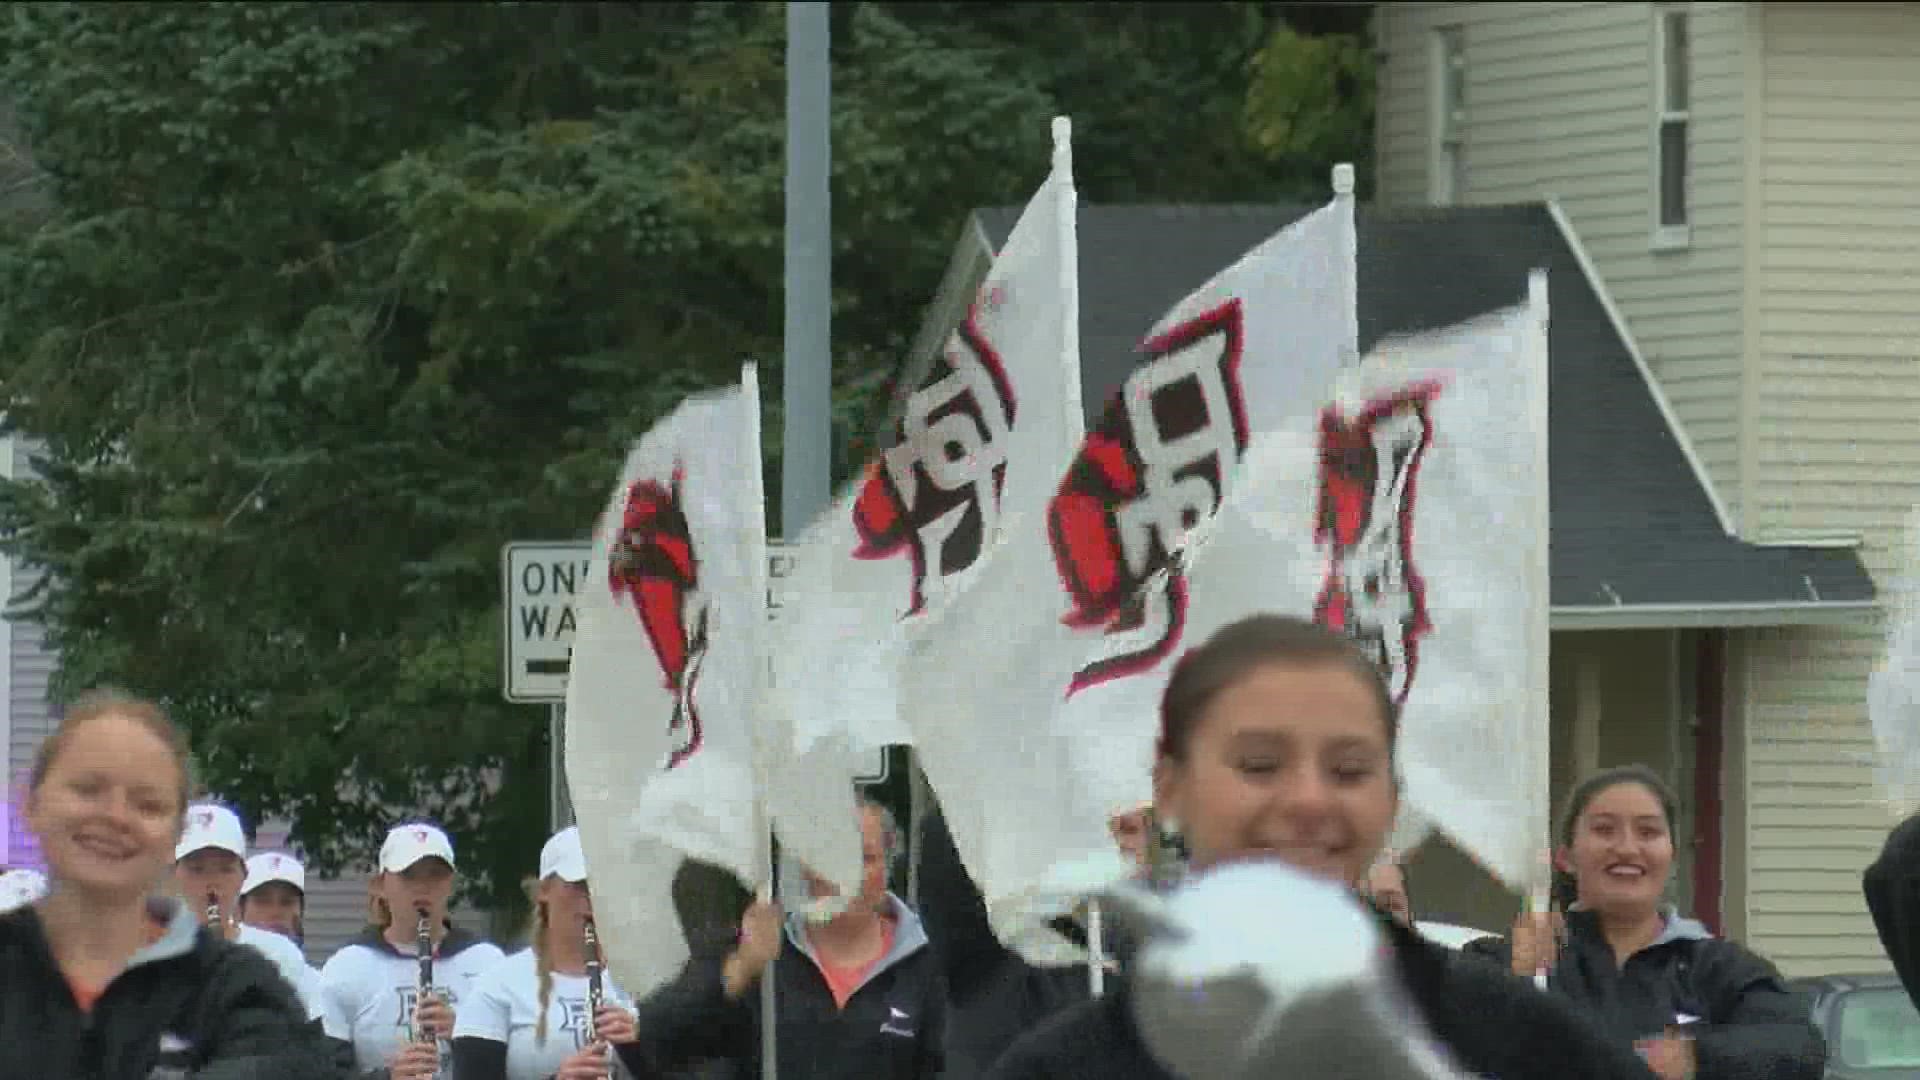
[1428,25,1467,206]
[1652,4,1692,250]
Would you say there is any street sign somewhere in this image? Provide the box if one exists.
[502,538,887,782]
[502,542,593,704]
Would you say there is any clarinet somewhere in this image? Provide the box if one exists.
[414,907,436,1046]
[584,916,613,1066]
[205,891,222,932]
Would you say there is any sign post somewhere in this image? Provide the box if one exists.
[502,539,885,832]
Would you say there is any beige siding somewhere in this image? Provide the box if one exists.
[1743,1,1920,975]
[1373,1,1748,521]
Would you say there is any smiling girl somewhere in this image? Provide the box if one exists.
[984,615,1666,1080]
[1466,766,1824,1080]
[0,689,333,1078]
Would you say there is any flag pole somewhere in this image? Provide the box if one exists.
[1086,900,1106,996]
[1331,163,1359,368]
[1525,268,1554,989]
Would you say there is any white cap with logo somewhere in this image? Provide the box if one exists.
[0,868,47,913]
[242,851,307,896]
[379,823,456,874]
[539,826,588,883]
[176,803,248,862]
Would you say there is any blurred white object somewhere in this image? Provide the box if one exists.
[0,868,47,913]
[1871,507,1920,813]
[1414,921,1495,950]
[1103,860,1472,1080]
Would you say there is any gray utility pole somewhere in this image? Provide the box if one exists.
[769,6,831,1080]
[783,1,833,537]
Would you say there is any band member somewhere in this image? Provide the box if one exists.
[917,798,1153,1077]
[1467,766,1824,1080]
[319,821,505,1080]
[453,826,642,1078]
[0,688,332,1076]
[630,797,948,1079]
[242,850,308,947]
[983,614,1670,1080]
[173,801,325,1020]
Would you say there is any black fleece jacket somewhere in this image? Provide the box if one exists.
[628,896,947,1080]
[1461,910,1823,1080]
[1866,811,1920,1014]
[915,806,1111,1077]
[986,910,1662,1080]
[0,897,337,1080]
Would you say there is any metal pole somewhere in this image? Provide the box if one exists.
[772,7,831,1078]
[783,1,833,537]
[550,702,572,831]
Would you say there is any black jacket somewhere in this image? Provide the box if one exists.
[1865,811,1920,1012]
[1461,909,1824,1080]
[916,807,1112,1077]
[986,910,1662,1080]
[0,896,337,1080]
[628,894,947,1080]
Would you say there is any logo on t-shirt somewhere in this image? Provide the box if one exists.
[395,985,459,1029]
[560,997,595,1049]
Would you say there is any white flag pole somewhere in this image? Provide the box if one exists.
[1087,899,1107,997]
[1053,115,1084,447]
[1331,163,1359,367]
[739,361,782,1080]
[1524,269,1554,990]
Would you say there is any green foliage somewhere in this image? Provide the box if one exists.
[1243,23,1379,197]
[0,1,1371,918]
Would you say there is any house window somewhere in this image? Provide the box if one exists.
[1653,6,1691,248]
[1430,26,1466,206]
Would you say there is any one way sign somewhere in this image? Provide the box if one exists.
[503,542,591,703]
[501,538,801,704]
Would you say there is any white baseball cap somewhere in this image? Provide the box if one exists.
[538,826,588,883]
[0,868,47,913]
[379,823,456,874]
[176,803,248,862]
[242,851,306,896]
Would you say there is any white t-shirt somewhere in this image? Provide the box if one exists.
[319,929,506,1074]
[235,922,325,1021]
[453,948,638,1079]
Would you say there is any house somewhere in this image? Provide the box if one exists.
[900,192,1881,951]
[1368,0,1914,972]
[2,436,58,871]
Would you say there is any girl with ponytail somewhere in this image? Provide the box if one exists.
[451,826,644,1079]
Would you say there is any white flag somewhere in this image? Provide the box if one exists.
[972,280,1551,958]
[1146,278,1554,892]
[901,193,1358,954]
[565,364,862,994]
[761,118,1081,890]
[1871,507,1920,814]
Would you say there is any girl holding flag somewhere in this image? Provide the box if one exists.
[627,797,947,1080]
[984,615,1666,1080]
[1466,766,1823,1080]
[451,825,645,1079]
